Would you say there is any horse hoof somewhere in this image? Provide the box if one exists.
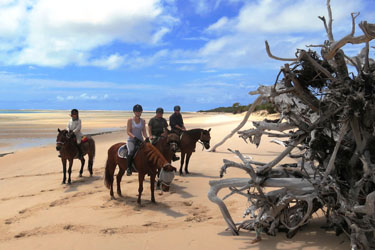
[110,196,116,200]
[79,174,83,177]
[62,181,66,184]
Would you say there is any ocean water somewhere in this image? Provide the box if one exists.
[0,110,144,154]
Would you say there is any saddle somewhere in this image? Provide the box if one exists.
[81,135,89,143]
[117,142,141,172]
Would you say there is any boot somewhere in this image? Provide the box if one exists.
[172,153,180,161]
[126,154,133,176]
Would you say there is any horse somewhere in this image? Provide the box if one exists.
[55,129,95,184]
[152,129,180,189]
[104,140,176,204]
[179,128,211,175]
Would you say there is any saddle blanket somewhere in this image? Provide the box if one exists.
[118,144,128,158]
[81,136,89,143]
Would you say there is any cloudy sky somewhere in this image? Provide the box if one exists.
[0,0,374,111]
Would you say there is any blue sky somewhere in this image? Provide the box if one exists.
[0,0,374,111]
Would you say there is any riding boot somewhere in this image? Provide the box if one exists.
[172,153,180,161]
[126,154,134,176]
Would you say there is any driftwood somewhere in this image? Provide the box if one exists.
[208,1,375,249]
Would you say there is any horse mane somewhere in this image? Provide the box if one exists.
[143,143,168,167]
[186,128,202,135]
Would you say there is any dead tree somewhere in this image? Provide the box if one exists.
[208,1,375,249]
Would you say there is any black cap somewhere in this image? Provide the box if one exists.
[174,105,181,111]
[133,104,143,112]
[156,107,164,114]
[71,109,79,114]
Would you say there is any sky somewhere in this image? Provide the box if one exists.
[0,0,374,111]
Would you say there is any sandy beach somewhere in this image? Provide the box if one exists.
[0,111,350,250]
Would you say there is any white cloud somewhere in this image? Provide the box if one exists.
[56,93,109,101]
[90,54,125,70]
[0,0,176,68]
[198,0,367,69]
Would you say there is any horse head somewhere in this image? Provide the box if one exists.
[56,128,75,151]
[166,130,180,153]
[159,163,176,192]
[200,128,211,149]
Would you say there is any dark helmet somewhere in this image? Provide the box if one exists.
[174,105,181,111]
[156,107,164,114]
[133,104,143,112]
[71,109,79,115]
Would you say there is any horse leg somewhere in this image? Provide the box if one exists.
[185,152,193,174]
[79,157,85,177]
[88,155,93,176]
[62,158,67,184]
[150,173,156,203]
[179,152,186,176]
[116,165,125,197]
[67,159,73,184]
[156,168,161,190]
[137,173,145,205]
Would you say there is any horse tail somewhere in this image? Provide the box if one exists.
[104,159,113,189]
[143,143,168,168]
[104,145,117,189]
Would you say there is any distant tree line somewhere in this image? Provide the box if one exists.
[198,101,276,114]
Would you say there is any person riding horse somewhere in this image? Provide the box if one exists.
[126,104,148,176]
[67,109,84,160]
[169,105,186,135]
[148,107,168,144]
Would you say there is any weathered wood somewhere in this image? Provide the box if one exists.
[208,1,375,249]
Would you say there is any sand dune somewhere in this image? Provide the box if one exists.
[0,112,349,250]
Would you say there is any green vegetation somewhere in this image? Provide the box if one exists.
[198,101,276,114]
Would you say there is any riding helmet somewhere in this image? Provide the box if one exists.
[156,107,164,114]
[133,104,143,112]
[71,109,79,115]
[174,105,181,111]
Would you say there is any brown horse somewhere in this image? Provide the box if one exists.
[179,128,211,175]
[104,141,176,204]
[153,129,180,189]
[55,129,95,184]
[153,129,180,162]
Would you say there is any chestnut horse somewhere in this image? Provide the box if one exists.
[179,128,211,175]
[104,141,176,204]
[55,129,95,184]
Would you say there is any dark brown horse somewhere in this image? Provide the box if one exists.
[153,129,180,162]
[104,141,176,204]
[55,129,95,184]
[153,129,180,189]
[179,128,211,175]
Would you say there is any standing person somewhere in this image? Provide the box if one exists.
[148,107,168,144]
[67,109,83,159]
[126,104,148,176]
[169,105,186,135]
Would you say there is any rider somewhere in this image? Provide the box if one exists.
[67,109,84,160]
[126,104,148,176]
[148,107,168,144]
[169,105,186,135]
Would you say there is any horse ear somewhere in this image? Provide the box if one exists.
[208,128,211,132]
[58,128,61,132]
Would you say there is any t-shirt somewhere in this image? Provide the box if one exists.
[169,113,184,130]
[148,117,168,136]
